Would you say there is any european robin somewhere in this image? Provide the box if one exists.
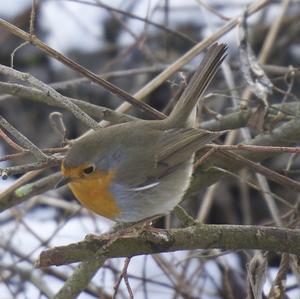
[60,43,227,222]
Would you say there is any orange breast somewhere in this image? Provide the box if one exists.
[62,166,120,219]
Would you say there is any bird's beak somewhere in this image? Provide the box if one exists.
[55,175,72,189]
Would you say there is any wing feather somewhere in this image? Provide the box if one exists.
[157,128,220,164]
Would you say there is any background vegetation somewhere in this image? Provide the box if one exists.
[1,0,300,298]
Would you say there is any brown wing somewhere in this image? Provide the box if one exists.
[156,128,220,166]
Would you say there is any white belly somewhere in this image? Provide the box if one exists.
[112,157,194,222]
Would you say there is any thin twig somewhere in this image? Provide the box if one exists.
[0,172,61,213]
[110,0,271,117]
[0,81,136,124]
[10,42,28,68]
[0,147,67,162]
[0,116,48,162]
[206,144,300,154]
[0,262,54,298]
[219,150,300,192]
[256,173,282,226]
[0,64,100,129]
[239,0,291,107]
[1,158,61,177]
[0,17,166,120]
[258,0,292,63]
[267,253,290,298]
[46,64,192,91]
[29,0,37,35]
[193,147,218,170]
[0,169,43,201]
[197,183,219,223]
[113,257,133,299]
[67,0,196,44]
[215,167,293,209]
[0,127,24,152]
[0,0,270,121]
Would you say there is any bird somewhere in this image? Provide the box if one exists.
[60,43,227,223]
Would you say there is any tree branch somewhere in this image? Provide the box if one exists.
[0,64,100,129]
[0,18,165,120]
[0,172,61,212]
[0,116,48,161]
[36,224,300,267]
[189,117,300,194]
[0,0,270,119]
[53,256,106,299]
[0,81,137,124]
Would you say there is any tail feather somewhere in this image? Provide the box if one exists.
[168,43,227,127]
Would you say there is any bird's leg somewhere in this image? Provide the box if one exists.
[109,214,164,234]
[85,215,172,252]
[85,214,166,247]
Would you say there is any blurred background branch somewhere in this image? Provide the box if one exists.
[1,0,300,298]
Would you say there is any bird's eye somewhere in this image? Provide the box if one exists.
[83,165,95,175]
